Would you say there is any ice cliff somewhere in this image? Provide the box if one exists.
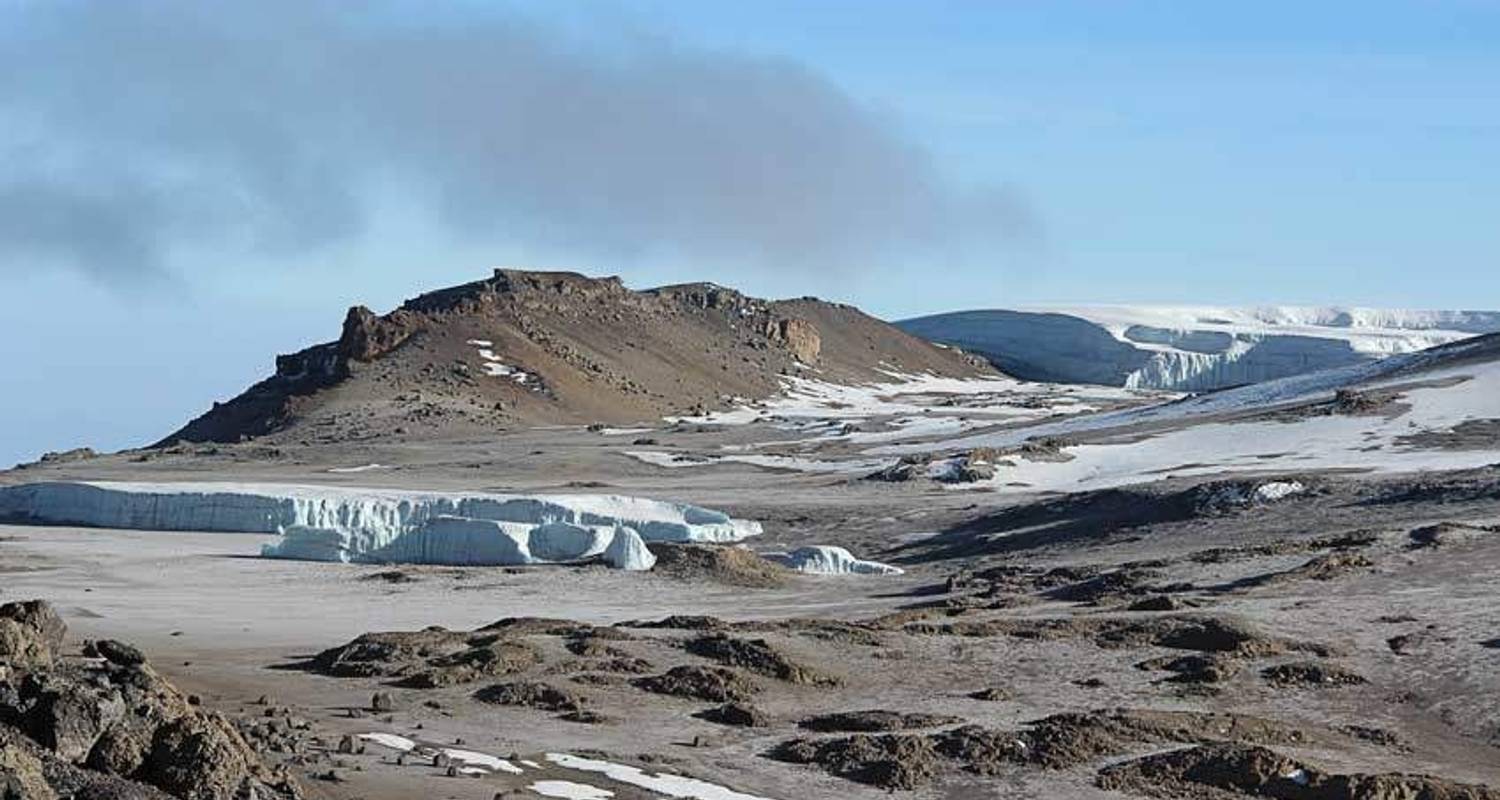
[0,481,760,570]
[898,306,1500,391]
[764,546,904,576]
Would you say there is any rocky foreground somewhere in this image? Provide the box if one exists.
[0,600,299,800]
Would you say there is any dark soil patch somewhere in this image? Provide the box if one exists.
[696,703,770,728]
[1261,662,1368,689]
[1098,742,1500,799]
[798,710,964,733]
[909,614,1324,658]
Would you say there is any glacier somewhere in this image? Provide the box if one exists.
[0,481,757,570]
[763,545,904,576]
[898,305,1500,391]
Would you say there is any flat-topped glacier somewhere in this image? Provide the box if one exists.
[898,305,1500,391]
[0,481,759,570]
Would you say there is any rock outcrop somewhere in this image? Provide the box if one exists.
[0,600,301,800]
[157,269,987,445]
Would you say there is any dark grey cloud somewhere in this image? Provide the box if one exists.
[0,1,1032,281]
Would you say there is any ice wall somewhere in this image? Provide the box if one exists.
[898,306,1500,391]
[764,545,903,576]
[0,481,747,570]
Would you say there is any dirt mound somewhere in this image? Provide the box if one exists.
[472,681,586,712]
[771,708,1321,790]
[647,543,790,588]
[798,710,964,733]
[1098,742,1500,799]
[633,665,758,703]
[306,628,540,687]
[477,617,595,636]
[909,614,1321,657]
[1228,553,1376,591]
[744,618,887,648]
[769,734,939,790]
[1408,522,1496,549]
[683,634,836,685]
[1260,662,1367,689]
[0,600,299,800]
[158,268,990,445]
[623,615,732,631]
[696,703,771,728]
[1018,709,1313,770]
[1137,654,1242,685]
[1046,567,1165,604]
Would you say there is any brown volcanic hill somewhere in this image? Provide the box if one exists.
[159,269,993,445]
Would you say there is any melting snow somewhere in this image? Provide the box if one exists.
[546,753,773,800]
[358,733,415,751]
[357,733,523,774]
[530,781,615,799]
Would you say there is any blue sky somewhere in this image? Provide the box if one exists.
[1,1,1497,465]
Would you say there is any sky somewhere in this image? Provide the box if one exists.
[1,0,1497,465]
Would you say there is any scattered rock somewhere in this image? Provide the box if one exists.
[1261,662,1367,689]
[557,709,611,725]
[92,640,147,667]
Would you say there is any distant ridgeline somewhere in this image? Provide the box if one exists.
[159,269,991,446]
[898,306,1500,392]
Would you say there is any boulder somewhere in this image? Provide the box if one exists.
[0,743,56,800]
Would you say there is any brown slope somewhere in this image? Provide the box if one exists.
[158,269,992,445]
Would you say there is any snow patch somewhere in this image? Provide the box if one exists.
[1252,481,1306,502]
[531,781,614,800]
[357,733,523,774]
[546,753,773,800]
[358,733,415,751]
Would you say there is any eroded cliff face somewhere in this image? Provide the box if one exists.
[158,269,985,446]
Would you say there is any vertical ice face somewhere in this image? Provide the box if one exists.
[0,482,755,570]
[763,545,904,575]
[898,306,1500,391]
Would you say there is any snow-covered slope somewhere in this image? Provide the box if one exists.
[870,333,1500,493]
[898,306,1500,391]
[0,481,759,569]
